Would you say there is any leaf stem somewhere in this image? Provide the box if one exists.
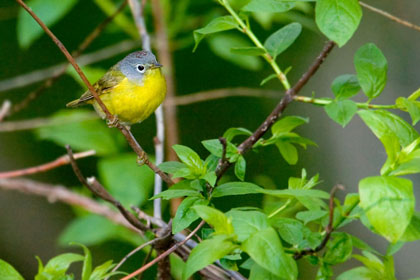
[294,95,397,109]
[268,199,292,218]
[221,0,291,90]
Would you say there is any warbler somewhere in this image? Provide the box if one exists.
[66,51,166,126]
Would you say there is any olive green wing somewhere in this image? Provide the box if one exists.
[66,66,125,107]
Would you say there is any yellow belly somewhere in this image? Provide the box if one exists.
[94,68,166,125]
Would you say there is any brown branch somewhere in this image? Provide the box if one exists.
[0,150,95,179]
[293,184,344,260]
[8,0,128,117]
[215,41,336,178]
[66,145,149,232]
[120,220,206,280]
[15,0,174,187]
[360,1,420,32]
[165,87,279,107]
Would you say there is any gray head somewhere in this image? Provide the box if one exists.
[118,51,162,85]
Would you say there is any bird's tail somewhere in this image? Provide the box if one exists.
[66,99,82,108]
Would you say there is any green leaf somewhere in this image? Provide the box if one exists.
[296,210,328,225]
[193,205,234,235]
[359,176,415,242]
[324,99,358,127]
[264,23,302,59]
[241,0,296,13]
[182,235,236,280]
[36,110,123,155]
[36,253,84,280]
[208,34,263,71]
[98,154,154,206]
[151,189,201,200]
[389,158,420,176]
[276,141,298,165]
[354,43,388,98]
[202,139,238,159]
[212,182,263,197]
[158,161,187,174]
[172,145,205,176]
[270,218,304,245]
[249,263,283,280]
[231,46,265,56]
[350,235,380,255]
[59,215,119,246]
[263,189,330,199]
[331,74,361,100]
[17,0,78,48]
[223,127,252,142]
[89,260,117,280]
[67,66,106,87]
[386,241,405,256]
[234,155,246,181]
[227,210,269,242]
[71,244,92,280]
[173,197,208,234]
[401,212,420,242]
[0,259,24,280]
[396,97,420,125]
[242,227,297,279]
[324,232,353,264]
[193,16,238,51]
[260,74,278,86]
[271,116,308,136]
[337,267,379,280]
[315,0,362,47]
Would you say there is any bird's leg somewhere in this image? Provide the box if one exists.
[106,114,120,128]
[136,151,148,166]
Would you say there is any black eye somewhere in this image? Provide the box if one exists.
[136,64,145,73]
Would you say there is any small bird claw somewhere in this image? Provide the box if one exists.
[107,115,120,128]
[136,152,148,166]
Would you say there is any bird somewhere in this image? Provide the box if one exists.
[66,51,166,127]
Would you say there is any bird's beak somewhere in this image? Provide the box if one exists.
[151,62,163,69]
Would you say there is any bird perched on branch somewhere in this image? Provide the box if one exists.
[66,51,166,126]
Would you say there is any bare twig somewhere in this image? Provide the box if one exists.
[7,0,128,117]
[128,0,150,51]
[0,100,11,122]
[0,150,95,179]
[121,220,206,280]
[15,0,173,186]
[360,1,420,32]
[66,145,149,232]
[293,184,344,260]
[216,41,336,178]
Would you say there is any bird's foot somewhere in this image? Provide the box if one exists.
[136,151,148,166]
[107,115,120,128]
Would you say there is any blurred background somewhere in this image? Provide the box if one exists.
[0,0,419,278]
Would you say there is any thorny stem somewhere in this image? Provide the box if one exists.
[221,0,291,90]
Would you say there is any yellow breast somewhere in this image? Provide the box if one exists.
[97,68,166,125]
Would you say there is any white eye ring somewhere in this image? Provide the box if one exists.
[136,64,146,73]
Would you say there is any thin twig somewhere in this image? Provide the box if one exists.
[8,0,128,117]
[293,184,344,260]
[120,220,206,280]
[66,145,149,232]
[15,0,174,186]
[0,150,95,179]
[216,137,227,182]
[128,0,150,51]
[360,1,420,32]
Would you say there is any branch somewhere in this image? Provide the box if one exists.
[120,220,206,280]
[7,0,128,117]
[128,0,151,51]
[216,40,336,178]
[0,100,11,122]
[66,145,149,232]
[15,0,174,187]
[360,1,420,32]
[0,150,95,179]
[293,184,344,260]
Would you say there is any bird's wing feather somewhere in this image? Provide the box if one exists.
[77,66,125,103]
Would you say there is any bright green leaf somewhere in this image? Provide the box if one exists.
[249,263,283,280]
[193,16,238,51]
[359,176,415,242]
[182,235,236,280]
[172,145,205,176]
[337,267,379,280]
[325,99,358,127]
[17,0,78,48]
[324,232,353,264]
[158,161,187,174]
[36,253,84,280]
[315,0,362,47]
[296,210,328,225]
[271,116,308,135]
[173,197,208,234]
[241,0,295,13]
[227,210,269,242]
[212,182,263,197]
[354,43,388,98]
[276,141,298,165]
[192,205,234,235]
[260,74,278,86]
[270,218,304,245]
[396,97,420,125]
[151,189,201,200]
[0,259,24,280]
[234,155,246,181]
[331,74,361,100]
[223,127,252,142]
[401,212,420,242]
[264,23,302,59]
[242,227,297,279]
